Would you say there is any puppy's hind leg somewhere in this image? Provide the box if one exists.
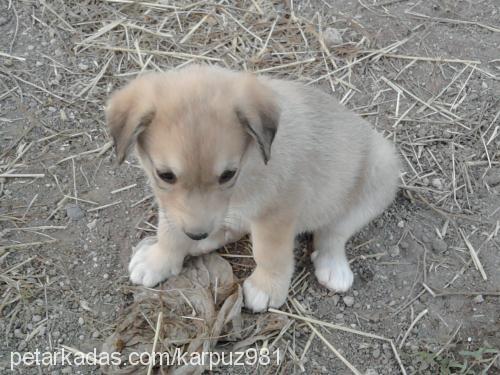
[313,135,400,292]
[312,225,354,292]
[313,192,393,292]
[312,206,378,292]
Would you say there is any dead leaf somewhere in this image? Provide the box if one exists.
[101,237,288,374]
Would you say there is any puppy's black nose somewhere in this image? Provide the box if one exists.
[184,231,208,241]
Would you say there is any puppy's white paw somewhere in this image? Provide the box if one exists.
[128,238,184,287]
[312,251,354,292]
[243,269,289,313]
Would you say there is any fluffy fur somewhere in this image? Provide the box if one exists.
[106,65,400,312]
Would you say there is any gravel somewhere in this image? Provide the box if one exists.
[431,238,448,252]
[343,296,355,307]
[65,204,85,220]
[473,295,484,304]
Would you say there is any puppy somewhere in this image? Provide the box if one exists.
[106,65,400,312]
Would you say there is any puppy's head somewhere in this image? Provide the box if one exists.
[106,65,280,240]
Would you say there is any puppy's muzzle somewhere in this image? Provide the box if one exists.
[184,231,209,241]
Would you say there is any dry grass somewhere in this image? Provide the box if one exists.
[1,0,499,374]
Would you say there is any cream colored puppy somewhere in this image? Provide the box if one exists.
[106,65,400,312]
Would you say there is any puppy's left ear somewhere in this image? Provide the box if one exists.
[105,77,156,164]
[235,74,281,164]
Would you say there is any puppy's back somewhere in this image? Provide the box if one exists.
[255,77,397,229]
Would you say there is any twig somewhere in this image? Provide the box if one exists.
[147,311,163,375]
[360,51,480,65]
[79,44,222,62]
[255,58,316,73]
[399,309,428,349]
[269,308,388,341]
[381,76,465,125]
[0,173,45,178]
[459,228,487,281]
[111,184,137,194]
[406,11,500,33]
[0,240,57,253]
[433,323,462,359]
[290,300,362,375]
[87,201,122,212]
[0,51,25,61]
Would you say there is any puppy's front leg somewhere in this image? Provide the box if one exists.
[243,212,296,312]
[129,212,189,287]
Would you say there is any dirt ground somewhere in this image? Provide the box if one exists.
[1,0,499,374]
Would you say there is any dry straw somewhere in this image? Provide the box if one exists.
[1,0,499,373]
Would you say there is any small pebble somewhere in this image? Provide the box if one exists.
[78,317,84,325]
[92,331,100,338]
[323,27,343,46]
[389,245,400,257]
[431,178,443,190]
[482,81,488,89]
[432,238,447,252]
[32,315,42,323]
[372,348,380,358]
[87,219,97,230]
[14,329,24,339]
[66,204,84,220]
[397,220,405,228]
[343,296,355,307]
[473,295,484,304]
[485,173,500,187]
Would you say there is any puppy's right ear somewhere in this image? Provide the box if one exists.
[105,80,155,164]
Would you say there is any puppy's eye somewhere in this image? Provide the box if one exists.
[219,169,237,184]
[157,170,177,184]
